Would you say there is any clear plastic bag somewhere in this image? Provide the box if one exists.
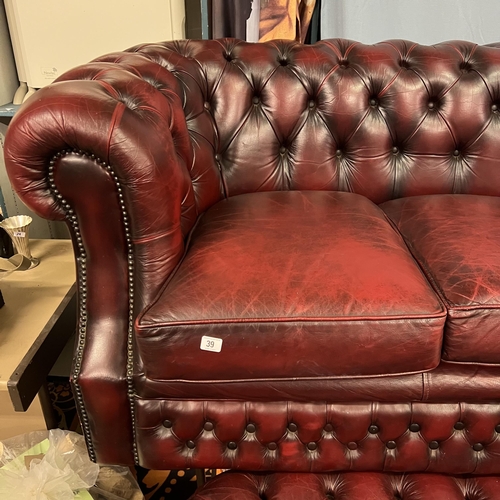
[0,430,144,500]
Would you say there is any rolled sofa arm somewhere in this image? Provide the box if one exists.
[4,54,198,465]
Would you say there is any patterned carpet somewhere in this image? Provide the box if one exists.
[48,376,199,499]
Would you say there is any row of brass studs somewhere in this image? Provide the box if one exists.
[48,150,138,464]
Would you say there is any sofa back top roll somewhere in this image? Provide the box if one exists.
[94,39,500,208]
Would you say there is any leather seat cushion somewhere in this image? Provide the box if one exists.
[190,472,500,500]
[137,191,445,381]
[381,194,500,364]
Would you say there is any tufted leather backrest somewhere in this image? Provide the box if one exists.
[120,39,500,206]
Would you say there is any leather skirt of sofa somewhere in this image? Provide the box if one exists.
[135,361,500,403]
[134,399,500,473]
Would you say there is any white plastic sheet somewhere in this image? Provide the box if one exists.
[0,430,144,500]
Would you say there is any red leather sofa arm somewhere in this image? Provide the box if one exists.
[5,55,197,243]
[3,57,198,464]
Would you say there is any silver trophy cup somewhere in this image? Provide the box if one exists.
[0,215,39,269]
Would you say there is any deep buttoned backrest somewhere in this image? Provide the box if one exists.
[127,38,500,208]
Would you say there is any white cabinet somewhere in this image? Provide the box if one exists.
[4,0,185,102]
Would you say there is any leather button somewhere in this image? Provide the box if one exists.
[324,423,334,432]
[429,441,439,450]
[309,100,316,109]
[336,149,342,158]
[428,101,435,109]
[347,441,358,450]
[162,419,172,428]
[186,440,196,449]
[453,149,460,156]
[227,441,237,450]
[204,102,210,110]
[369,98,378,107]
[215,154,221,162]
[454,422,466,431]
[392,146,399,154]
[495,424,500,433]
[267,442,278,451]
[307,442,318,451]
[280,146,287,154]
[369,425,380,434]
[473,443,484,452]
[204,422,214,431]
[409,423,421,432]
[492,104,498,111]
[252,96,260,105]
[288,423,298,432]
[246,423,256,433]
[386,441,397,449]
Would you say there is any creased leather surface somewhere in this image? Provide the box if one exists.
[136,400,500,473]
[126,39,500,202]
[382,194,500,364]
[190,472,500,500]
[138,191,445,380]
[135,361,500,403]
[55,154,133,465]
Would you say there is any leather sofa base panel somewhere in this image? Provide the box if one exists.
[135,361,500,402]
[135,400,500,473]
[190,471,500,500]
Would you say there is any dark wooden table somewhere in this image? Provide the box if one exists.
[0,239,76,439]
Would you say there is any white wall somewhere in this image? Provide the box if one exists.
[321,0,500,45]
[0,0,18,105]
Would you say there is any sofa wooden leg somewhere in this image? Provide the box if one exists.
[195,469,206,487]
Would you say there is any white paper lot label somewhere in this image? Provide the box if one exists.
[13,231,25,237]
[200,336,223,353]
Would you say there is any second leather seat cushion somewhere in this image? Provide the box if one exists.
[137,191,445,381]
[382,194,500,364]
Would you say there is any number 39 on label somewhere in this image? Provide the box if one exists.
[200,335,223,353]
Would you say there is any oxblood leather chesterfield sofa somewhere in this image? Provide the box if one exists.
[5,38,500,498]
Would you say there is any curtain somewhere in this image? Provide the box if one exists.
[320,0,500,45]
[210,0,317,42]
[246,0,261,42]
[304,0,320,44]
[259,0,316,43]
[211,0,253,39]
